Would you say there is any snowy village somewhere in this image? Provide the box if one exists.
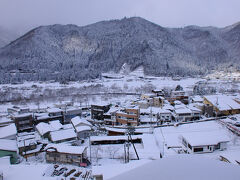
[0,71,240,180]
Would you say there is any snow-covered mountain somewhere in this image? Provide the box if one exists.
[0,17,239,83]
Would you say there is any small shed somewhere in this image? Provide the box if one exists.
[45,144,88,166]
[0,139,18,164]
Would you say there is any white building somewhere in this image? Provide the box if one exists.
[181,131,229,154]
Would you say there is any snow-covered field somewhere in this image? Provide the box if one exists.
[0,74,239,112]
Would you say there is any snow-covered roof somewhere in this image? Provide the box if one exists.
[174,104,186,109]
[50,128,76,142]
[36,120,63,136]
[75,125,91,133]
[162,104,174,111]
[105,127,127,133]
[204,95,240,111]
[0,116,13,124]
[0,139,17,151]
[90,135,142,142]
[140,107,164,115]
[71,116,92,127]
[192,96,203,102]
[141,93,155,97]
[36,122,52,136]
[105,107,120,115]
[140,115,157,123]
[49,120,63,131]
[0,123,17,139]
[45,143,87,154]
[47,108,62,113]
[188,104,202,112]
[13,113,32,118]
[181,131,230,146]
[174,107,192,114]
[62,123,73,129]
[158,109,171,114]
[105,127,149,134]
[91,102,110,107]
[109,155,240,180]
[17,138,37,148]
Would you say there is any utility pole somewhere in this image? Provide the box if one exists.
[89,137,91,164]
[124,143,127,163]
[127,135,130,163]
[128,133,139,160]
[150,106,154,134]
[24,139,28,162]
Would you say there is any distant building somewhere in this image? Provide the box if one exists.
[71,116,92,139]
[7,106,30,115]
[141,93,156,100]
[191,96,204,104]
[152,89,164,96]
[17,132,37,155]
[91,104,110,120]
[204,95,240,116]
[167,90,189,105]
[116,107,140,126]
[64,107,82,123]
[13,113,33,132]
[158,109,172,123]
[173,107,192,121]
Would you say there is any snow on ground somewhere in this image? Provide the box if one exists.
[154,120,240,159]
[108,155,240,180]
[0,164,55,180]
[92,159,150,180]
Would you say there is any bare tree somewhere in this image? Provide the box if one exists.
[92,145,102,165]
[107,146,120,159]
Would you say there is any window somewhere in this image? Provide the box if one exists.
[193,147,203,152]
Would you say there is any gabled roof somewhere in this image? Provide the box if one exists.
[0,124,17,139]
[175,107,192,114]
[45,143,87,155]
[50,128,76,142]
[181,130,230,146]
[204,95,240,111]
[71,116,92,127]
[36,120,63,136]
[49,120,63,131]
[0,139,17,152]
[36,122,52,136]
[75,126,91,133]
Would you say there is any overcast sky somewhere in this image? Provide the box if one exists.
[1,0,240,35]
